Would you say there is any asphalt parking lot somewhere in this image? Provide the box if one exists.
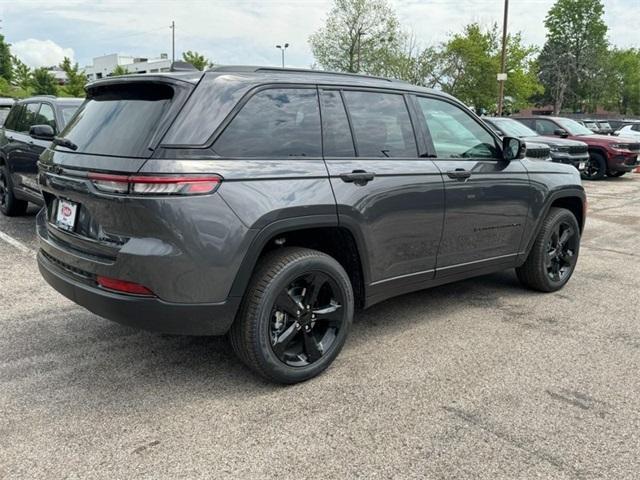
[1,174,639,479]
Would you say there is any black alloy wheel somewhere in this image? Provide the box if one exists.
[581,153,606,180]
[545,221,578,283]
[270,271,345,367]
[0,169,8,210]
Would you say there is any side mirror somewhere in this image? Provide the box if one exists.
[29,124,55,141]
[502,136,526,161]
[553,128,569,138]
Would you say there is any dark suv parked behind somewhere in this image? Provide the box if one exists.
[37,67,586,383]
[0,96,82,215]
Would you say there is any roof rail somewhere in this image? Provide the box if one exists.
[206,65,394,82]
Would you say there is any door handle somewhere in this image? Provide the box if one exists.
[446,168,472,180]
[339,170,375,185]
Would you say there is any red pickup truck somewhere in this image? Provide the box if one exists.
[514,116,640,180]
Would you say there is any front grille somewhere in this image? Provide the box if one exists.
[41,250,95,281]
[624,143,640,152]
[569,145,588,154]
[527,148,550,159]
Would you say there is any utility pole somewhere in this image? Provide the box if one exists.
[356,30,364,73]
[276,43,289,68]
[497,0,509,116]
[170,21,175,63]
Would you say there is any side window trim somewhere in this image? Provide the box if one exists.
[341,88,419,159]
[413,94,502,161]
[318,87,358,158]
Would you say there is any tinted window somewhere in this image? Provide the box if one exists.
[416,97,498,159]
[343,91,416,157]
[490,118,538,137]
[16,103,40,132]
[213,88,321,157]
[60,84,174,158]
[2,105,23,130]
[533,119,557,135]
[37,103,57,132]
[320,90,355,157]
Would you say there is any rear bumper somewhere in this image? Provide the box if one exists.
[38,251,240,335]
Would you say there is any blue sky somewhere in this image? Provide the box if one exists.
[1,0,638,69]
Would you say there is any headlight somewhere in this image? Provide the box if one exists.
[611,144,629,150]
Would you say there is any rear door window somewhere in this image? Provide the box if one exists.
[213,88,321,157]
[535,119,558,135]
[320,90,355,157]
[342,91,417,158]
[59,83,176,158]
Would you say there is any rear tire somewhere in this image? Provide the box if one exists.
[516,207,580,292]
[0,165,28,217]
[229,247,354,384]
[607,170,626,178]
[581,152,606,180]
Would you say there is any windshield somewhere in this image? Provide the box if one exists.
[59,83,175,158]
[556,118,594,136]
[490,118,538,138]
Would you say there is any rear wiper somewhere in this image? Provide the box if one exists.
[52,137,78,151]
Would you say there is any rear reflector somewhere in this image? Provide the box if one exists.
[97,276,155,296]
[88,173,222,196]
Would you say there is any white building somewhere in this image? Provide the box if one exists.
[83,53,172,81]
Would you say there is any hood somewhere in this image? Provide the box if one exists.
[520,135,587,148]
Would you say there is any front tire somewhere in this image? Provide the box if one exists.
[581,152,606,180]
[229,247,354,384]
[0,165,28,217]
[516,207,580,292]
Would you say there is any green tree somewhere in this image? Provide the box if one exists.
[12,55,32,92]
[538,0,608,113]
[30,68,58,95]
[0,34,12,83]
[309,0,403,74]
[110,65,129,77]
[602,48,640,115]
[436,24,541,112]
[182,50,212,71]
[59,57,86,97]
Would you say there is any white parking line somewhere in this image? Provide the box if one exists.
[0,230,36,255]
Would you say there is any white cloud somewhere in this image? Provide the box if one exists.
[11,39,75,68]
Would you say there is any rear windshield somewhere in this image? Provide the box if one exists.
[59,83,175,158]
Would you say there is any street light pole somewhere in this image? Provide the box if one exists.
[276,43,289,68]
[171,20,175,63]
[497,0,509,116]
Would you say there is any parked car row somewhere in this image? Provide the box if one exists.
[0,96,82,215]
[514,116,640,180]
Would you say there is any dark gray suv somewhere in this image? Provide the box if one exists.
[37,67,586,383]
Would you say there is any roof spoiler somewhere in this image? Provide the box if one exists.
[170,61,198,72]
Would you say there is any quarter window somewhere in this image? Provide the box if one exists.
[3,104,24,131]
[416,97,498,159]
[342,91,417,157]
[320,90,355,157]
[213,88,321,157]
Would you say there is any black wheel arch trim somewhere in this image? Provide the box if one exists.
[521,186,586,262]
[228,214,371,300]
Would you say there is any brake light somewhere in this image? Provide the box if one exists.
[88,173,222,196]
[97,276,155,296]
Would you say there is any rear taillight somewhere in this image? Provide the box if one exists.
[88,173,222,196]
[97,276,155,296]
